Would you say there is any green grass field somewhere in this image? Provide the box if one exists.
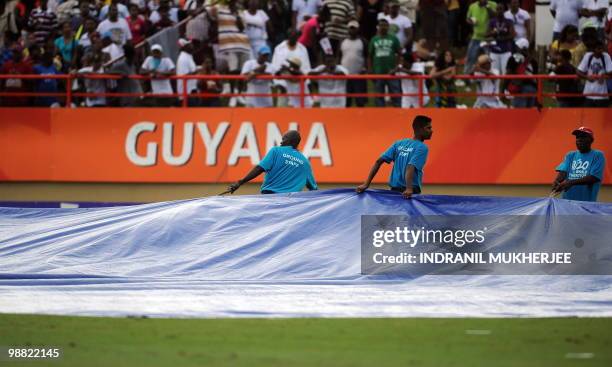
[1,315,611,366]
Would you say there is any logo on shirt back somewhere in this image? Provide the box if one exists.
[398,146,413,157]
[283,153,304,167]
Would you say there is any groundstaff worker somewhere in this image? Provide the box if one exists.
[552,127,606,202]
[356,115,433,199]
[227,130,318,194]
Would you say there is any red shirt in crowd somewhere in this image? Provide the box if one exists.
[298,16,320,48]
[1,58,34,106]
[521,0,535,13]
[127,15,147,45]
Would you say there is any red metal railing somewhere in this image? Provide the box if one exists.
[0,74,609,108]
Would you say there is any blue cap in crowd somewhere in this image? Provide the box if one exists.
[258,45,271,56]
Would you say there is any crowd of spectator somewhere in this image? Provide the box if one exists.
[0,0,610,108]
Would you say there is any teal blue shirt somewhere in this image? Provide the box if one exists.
[556,149,605,202]
[258,146,318,193]
[54,36,77,64]
[381,138,429,189]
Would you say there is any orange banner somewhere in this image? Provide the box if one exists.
[0,108,610,184]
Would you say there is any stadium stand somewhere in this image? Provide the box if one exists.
[0,0,610,108]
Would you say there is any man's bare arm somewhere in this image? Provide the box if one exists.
[552,171,567,192]
[556,174,600,192]
[356,158,387,193]
[227,166,265,193]
[403,164,416,199]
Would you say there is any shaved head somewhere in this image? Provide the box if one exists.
[281,130,301,148]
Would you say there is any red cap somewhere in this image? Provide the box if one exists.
[572,127,594,137]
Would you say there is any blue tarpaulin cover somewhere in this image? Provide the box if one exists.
[0,189,611,317]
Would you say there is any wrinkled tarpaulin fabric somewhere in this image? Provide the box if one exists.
[0,189,611,318]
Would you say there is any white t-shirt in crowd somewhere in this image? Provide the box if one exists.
[148,0,159,12]
[377,13,412,48]
[272,41,310,74]
[550,0,582,33]
[474,69,506,108]
[578,51,612,99]
[241,59,276,107]
[504,8,530,39]
[141,56,176,94]
[242,9,269,42]
[98,4,129,20]
[271,41,312,107]
[311,64,348,108]
[292,0,322,29]
[96,18,133,45]
[176,51,198,96]
[340,37,366,74]
[130,0,146,9]
[398,62,429,108]
[102,43,124,61]
[149,7,180,24]
[79,32,93,49]
[580,0,610,28]
[271,41,312,76]
[78,66,107,107]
